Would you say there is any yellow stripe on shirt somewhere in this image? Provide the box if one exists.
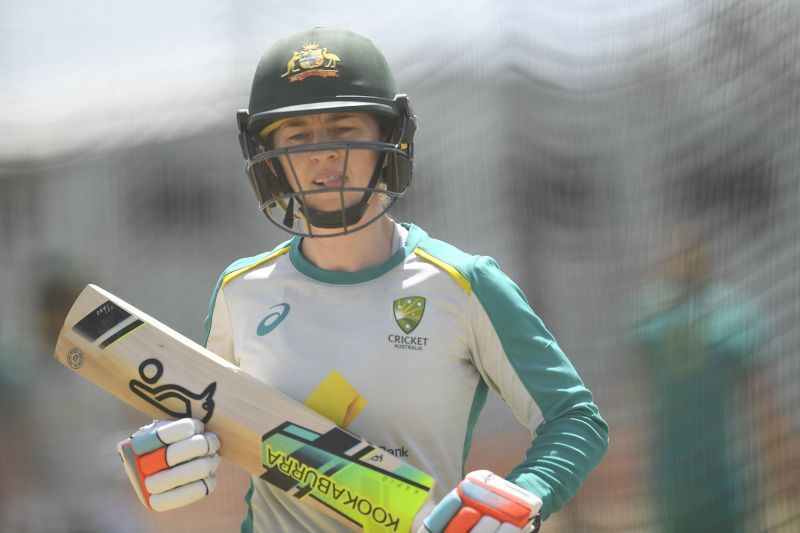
[221,245,291,289]
[414,247,472,295]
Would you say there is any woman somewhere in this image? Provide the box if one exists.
[119,28,608,533]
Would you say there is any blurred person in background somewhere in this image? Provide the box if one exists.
[0,323,36,526]
[115,27,608,533]
[0,259,141,532]
[627,221,772,532]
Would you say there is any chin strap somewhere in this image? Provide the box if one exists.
[283,197,295,229]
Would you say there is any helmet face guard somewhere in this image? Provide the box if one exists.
[237,28,417,238]
[237,96,416,237]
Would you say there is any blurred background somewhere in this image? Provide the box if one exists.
[1,0,798,531]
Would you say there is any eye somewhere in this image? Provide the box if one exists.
[330,126,355,136]
[278,131,311,146]
[288,132,310,142]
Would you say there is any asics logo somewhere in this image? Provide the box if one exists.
[257,303,291,336]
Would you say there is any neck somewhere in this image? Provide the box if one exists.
[300,215,396,272]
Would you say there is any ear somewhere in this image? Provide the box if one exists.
[378,116,395,142]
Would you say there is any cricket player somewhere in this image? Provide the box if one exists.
[118,28,608,532]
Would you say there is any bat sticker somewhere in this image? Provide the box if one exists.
[260,422,434,532]
[66,347,85,369]
[72,299,144,349]
[73,300,131,341]
[129,358,217,423]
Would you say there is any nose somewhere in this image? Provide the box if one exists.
[309,140,342,162]
[310,148,339,159]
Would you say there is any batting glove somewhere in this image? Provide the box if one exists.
[117,418,220,511]
[419,470,543,533]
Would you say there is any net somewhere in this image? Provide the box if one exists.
[1,1,797,531]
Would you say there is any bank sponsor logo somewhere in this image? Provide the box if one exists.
[257,303,291,336]
[369,444,410,460]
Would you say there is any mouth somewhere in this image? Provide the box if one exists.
[312,174,346,189]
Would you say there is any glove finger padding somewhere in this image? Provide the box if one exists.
[138,433,221,477]
[420,471,542,533]
[146,454,220,494]
[457,470,538,528]
[149,475,218,512]
[497,523,528,533]
[117,418,220,511]
[422,489,463,532]
[470,516,501,533]
[131,418,205,455]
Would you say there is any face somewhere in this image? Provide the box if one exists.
[269,112,383,216]
[663,225,710,285]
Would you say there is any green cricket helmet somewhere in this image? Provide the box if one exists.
[236,28,416,237]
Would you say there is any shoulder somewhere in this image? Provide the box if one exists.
[203,238,293,343]
[217,238,294,290]
[704,282,766,336]
[408,224,515,298]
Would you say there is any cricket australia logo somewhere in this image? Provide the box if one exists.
[388,297,429,351]
[394,297,425,333]
[281,42,341,83]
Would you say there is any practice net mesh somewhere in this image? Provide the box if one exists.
[0,1,797,531]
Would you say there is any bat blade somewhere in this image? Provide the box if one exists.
[54,284,434,532]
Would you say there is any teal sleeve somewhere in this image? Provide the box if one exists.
[470,256,609,520]
[203,271,226,348]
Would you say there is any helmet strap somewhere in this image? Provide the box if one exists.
[283,197,295,228]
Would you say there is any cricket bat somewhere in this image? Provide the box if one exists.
[54,284,435,532]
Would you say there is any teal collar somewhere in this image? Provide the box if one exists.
[289,223,425,285]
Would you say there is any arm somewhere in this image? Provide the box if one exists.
[203,284,236,364]
[467,256,609,520]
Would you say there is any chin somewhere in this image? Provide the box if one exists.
[304,197,362,211]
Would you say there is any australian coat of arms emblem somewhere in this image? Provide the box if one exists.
[282,43,341,83]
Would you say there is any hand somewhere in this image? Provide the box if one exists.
[419,471,542,533]
[117,418,220,511]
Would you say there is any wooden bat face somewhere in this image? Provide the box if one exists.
[55,284,435,532]
[129,358,217,423]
